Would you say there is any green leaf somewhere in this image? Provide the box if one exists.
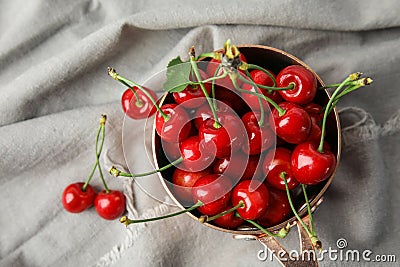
[163,56,192,93]
[167,56,184,68]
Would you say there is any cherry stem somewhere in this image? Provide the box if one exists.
[117,79,143,107]
[199,201,245,223]
[230,74,265,126]
[281,172,314,239]
[199,72,228,84]
[96,115,110,193]
[110,157,184,178]
[246,64,277,87]
[189,49,221,129]
[301,184,316,236]
[319,79,362,89]
[107,67,169,121]
[82,120,102,191]
[82,163,97,192]
[211,64,222,111]
[196,52,217,60]
[321,77,373,116]
[120,200,204,226]
[318,75,352,153]
[240,76,294,91]
[239,215,289,238]
[234,75,285,117]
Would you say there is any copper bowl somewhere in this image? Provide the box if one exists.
[151,45,341,266]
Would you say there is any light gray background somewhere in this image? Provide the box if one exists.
[0,0,399,266]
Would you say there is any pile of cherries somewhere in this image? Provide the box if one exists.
[107,40,372,246]
[62,39,371,249]
[61,115,126,220]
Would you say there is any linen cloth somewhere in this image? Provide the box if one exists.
[0,0,399,266]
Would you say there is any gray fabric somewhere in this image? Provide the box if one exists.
[1,0,399,266]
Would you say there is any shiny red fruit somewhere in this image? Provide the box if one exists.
[192,174,232,216]
[179,136,214,172]
[270,102,311,144]
[304,103,324,143]
[263,148,299,190]
[172,168,211,205]
[303,103,324,123]
[62,183,96,213]
[257,187,291,227]
[94,190,126,220]
[232,180,269,220]
[241,111,275,155]
[214,86,247,115]
[291,141,336,185]
[306,116,323,143]
[121,87,158,120]
[161,141,181,160]
[277,65,317,105]
[213,206,244,229]
[241,69,282,112]
[198,113,246,159]
[173,69,212,108]
[213,153,263,182]
[155,104,192,143]
[193,102,231,129]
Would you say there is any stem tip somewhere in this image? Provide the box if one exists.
[107,67,118,80]
[349,72,362,81]
[109,166,121,177]
[100,114,107,125]
[189,46,195,58]
[120,216,130,227]
[198,215,208,223]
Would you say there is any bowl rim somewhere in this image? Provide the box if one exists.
[152,44,342,235]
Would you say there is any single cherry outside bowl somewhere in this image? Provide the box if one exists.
[152,45,341,267]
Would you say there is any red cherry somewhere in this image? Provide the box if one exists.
[257,187,291,227]
[303,103,324,143]
[270,102,311,144]
[179,136,214,172]
[161,141,181,160]
[213,206,244,229]
[193,102,231,129]
[94,190,126,220]
[172,69,211,108]
[241,111,275,155]
[213,153,263,182]
[198,113,246,159]
[291,141,336,185]
[155,104,192,143]
[303,103,324,123]
[232,180,269,220]
[206,54,247,90]
[192,174,232,216]
[214,86,247,114]
[306,116,323,143]
[62,183,96,213]
[277,65,317,105]
[263,148,299,190]
[241,69,282,111]
[121,87,158,120]
[172,168,211,205]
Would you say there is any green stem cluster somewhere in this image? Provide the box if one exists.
[82,114,109,193]
[318,74,372,152]
[282,173,319,247]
